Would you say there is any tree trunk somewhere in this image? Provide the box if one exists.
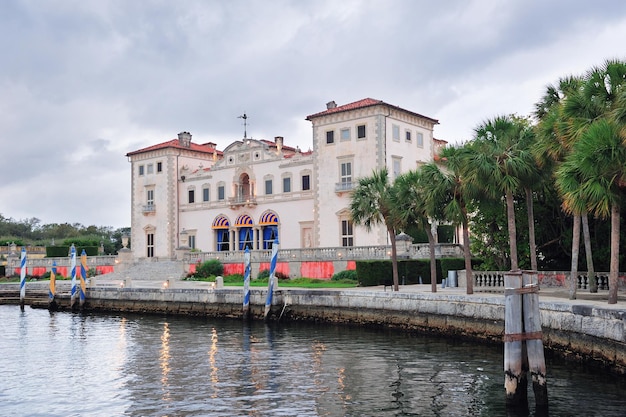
[506,191,519,271]
[608,203,619,304]
[569,215,580,300]
[461,203,473,295]
[426,225,437,293]
[581,213,597,293]
[525,187,537,271]
[389,229,400,292]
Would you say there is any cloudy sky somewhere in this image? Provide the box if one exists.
[2,0,625,230]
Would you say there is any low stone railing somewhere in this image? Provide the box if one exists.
[457,270,623,290]
[186,243,465,264]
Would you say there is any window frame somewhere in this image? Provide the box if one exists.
[417,132,424,148]
[340,161,352,185]
[340,127,351,141]
[357,124,366,140]
[326,130,335,144]
[146,188,154,206]
[392,124,400,141]
[301,174,310,191]
[341,219,354,247]
[283,176,291,193]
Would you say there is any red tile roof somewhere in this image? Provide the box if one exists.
[126,139,222,157]
[305,97,439,124]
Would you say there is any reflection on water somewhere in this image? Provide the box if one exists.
[0,305,625,417]
[160,322,171,403]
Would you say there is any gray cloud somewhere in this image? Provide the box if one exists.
[1,0,625,228]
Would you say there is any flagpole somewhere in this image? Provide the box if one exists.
[264,239,279,321]
[70,244,77,310]
[79,249,88,308]
[19,248,27,311]
[243,248,251,320]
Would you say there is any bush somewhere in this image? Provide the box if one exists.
[355,259,443,286]
[195,259,224,278]
[257,269,289,280]
[224,274,243,283]
[331,270,357,281]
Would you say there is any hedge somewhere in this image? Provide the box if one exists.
[45,246,99,257]
[355,259,444,287]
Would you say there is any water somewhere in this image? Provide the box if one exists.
[0,305,624,417]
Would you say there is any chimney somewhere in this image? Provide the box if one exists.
[178,131,192,148]
[326,101,337,110]
[275,136,283,153]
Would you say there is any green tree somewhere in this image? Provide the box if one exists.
[429,145,479,294]
[394,168,446,293]
[471,115,538,272]
[349,168,402,291]
[533,74,596,296]
[556,59,626,304]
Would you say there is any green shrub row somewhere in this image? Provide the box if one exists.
[356,260,441,287]
[355,258,482,287]
[45,246,99,257]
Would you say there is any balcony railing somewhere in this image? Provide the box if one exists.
[142,204,156,213]
[335,181,355,193]
[228,195,257,207]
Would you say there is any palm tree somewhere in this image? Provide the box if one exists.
[557,59,626,304]
[471,115,537,271]
[533,75,597,296]
[557,119,626,304]
[394,168,447,293]
[430,145,478,294]
[349,168,402,291]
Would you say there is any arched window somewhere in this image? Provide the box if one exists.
[235,214,254,250]
[259,211,279,249]
[212,215,230,251]
[237,173,251,203]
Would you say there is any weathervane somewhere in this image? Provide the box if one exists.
[238,113,248,139]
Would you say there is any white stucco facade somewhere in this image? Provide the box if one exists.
[126,98,440,259]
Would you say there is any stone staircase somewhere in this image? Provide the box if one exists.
[97,259,186,282]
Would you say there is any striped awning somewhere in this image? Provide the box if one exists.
[235,214,253,226]
[259,211,279,225]
[212,215,230,229]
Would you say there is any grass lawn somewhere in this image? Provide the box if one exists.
[190,276,358,289]
[0,276,359,289]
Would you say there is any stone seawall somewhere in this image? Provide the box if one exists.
[84,286,626,375]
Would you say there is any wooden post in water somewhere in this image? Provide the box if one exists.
[504,270,526,407]
[522,270,548,409]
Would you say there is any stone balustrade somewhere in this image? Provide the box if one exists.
[457,270,625,291]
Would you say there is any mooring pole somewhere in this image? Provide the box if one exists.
[522,270,548,409]
[504,270,527,407]
[242,248,251,320]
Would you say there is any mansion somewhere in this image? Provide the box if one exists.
[126,98,443,259]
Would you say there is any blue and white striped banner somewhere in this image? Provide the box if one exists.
[19,248,27,303]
